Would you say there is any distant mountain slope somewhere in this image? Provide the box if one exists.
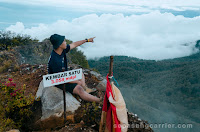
[88,53,200,132]
[163,51,200,62]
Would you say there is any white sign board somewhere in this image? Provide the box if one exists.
[43,68,82,87]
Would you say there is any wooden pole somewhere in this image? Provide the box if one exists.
[109,56,114,81]
[99,56,114,132]
[63,84,66,124]
[62,68,66,124]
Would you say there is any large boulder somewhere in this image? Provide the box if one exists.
[95,79,107,91]
[33,80,80,130]
[36,80,80,120]
[90,71,104,81]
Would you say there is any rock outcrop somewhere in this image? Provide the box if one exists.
[36,81,80,120]
[0,49,153,131]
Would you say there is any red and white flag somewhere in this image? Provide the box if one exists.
[99,74,128,132]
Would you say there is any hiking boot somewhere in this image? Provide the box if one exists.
[83,86,96,93]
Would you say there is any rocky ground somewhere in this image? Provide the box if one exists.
[1,62,153,132]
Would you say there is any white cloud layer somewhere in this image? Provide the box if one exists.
[6,11,200,60]
[1,0,200,12]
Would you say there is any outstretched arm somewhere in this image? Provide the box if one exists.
[69,37,95,50]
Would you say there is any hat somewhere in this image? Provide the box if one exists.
[50,34,65,49]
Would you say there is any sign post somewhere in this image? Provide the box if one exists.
[62,68,67,124]
[43,68,82,124]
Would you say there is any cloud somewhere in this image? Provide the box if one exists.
[6,22,25,32]
[1,0,200,12]
[5,11,200,60]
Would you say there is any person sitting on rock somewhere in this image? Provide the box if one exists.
[48,34,101,103]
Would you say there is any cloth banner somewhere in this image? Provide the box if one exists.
[99,74,128,132]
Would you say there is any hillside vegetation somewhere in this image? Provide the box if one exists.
[0,33,90,131]
[88,54,200,132]
[0,32,89,74]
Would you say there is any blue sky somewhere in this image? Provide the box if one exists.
[0,2,89,29]
[1,0,200,30]
[1,0,200,60]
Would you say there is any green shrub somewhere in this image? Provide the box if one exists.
[0,78,34,131]
[0,30,39,51]
[0,60,12,73]
[82,102,101,126]
[69,47,89,68]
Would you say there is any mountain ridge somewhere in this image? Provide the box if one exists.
[88,52,200,132]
